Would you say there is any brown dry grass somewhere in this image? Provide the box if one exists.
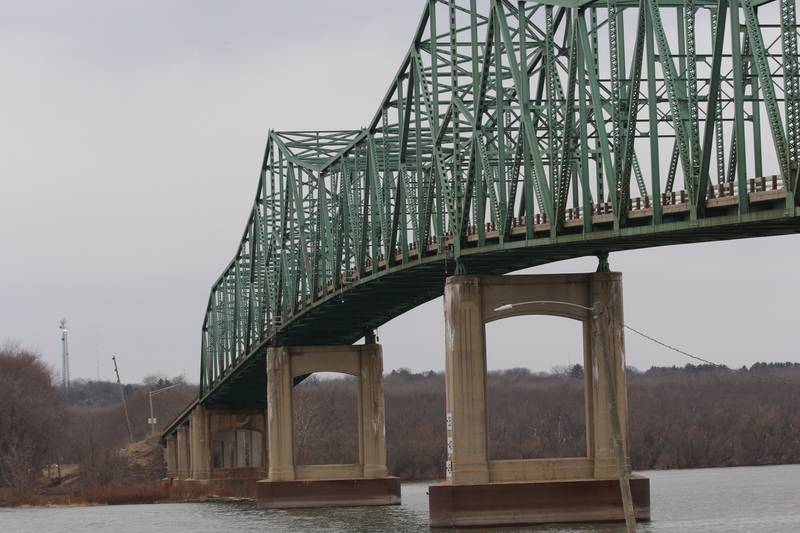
[1,481,227,507]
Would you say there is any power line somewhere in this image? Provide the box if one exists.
[494,300,798,387]
[623,323,798,387]
[623,324,723,367]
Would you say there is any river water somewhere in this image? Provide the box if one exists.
[1,465,798,532]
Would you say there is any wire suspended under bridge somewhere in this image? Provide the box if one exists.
[495,299,799,387]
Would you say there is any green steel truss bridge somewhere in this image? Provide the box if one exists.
[198,0,800,406]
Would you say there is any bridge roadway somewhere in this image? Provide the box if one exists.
[203,179,799,407]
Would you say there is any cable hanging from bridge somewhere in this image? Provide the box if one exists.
[494,299,798,387]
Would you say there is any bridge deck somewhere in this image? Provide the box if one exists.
[204,184,799,406]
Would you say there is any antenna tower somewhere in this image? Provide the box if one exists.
[59,319,70,390]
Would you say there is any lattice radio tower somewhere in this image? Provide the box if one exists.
[59,318,70,390]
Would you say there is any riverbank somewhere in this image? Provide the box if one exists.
[1,466,798,533]
[0,482,247,508]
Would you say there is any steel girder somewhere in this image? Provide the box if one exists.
[198,0,800,402]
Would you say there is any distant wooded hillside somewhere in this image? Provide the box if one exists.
[293,363,800,479]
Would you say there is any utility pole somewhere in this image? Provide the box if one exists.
[59,319,70,390]
[112,355,134,444]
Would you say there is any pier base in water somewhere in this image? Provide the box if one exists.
[256,477,401,509]
[428,475,651,528]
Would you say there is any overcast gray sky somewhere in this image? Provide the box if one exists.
[2,1,798,384]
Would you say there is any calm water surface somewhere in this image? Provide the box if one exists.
[1,465,798,532]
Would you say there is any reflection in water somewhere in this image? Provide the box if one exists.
[1,465,798,533]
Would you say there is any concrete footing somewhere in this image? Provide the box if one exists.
[169,478,258,498]
[256,477,401,509]
[429,475,651,528]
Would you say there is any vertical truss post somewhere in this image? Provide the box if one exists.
[698,0,729,215]
[730,0,750,214]
[577,16,592,235]
[644,0,662,223]
[781,0,800,197]
[578,16,618,216]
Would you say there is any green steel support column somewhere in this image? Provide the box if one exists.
[495,12,509,238]
[545,5,560,200]
[685,0,702,216]
[648,0,692,196]
[245,222,256,351]
[577,21,593,235]
[591,6,604,202]
[710,11,726,186]
[645,0,662,223]
[730,0,750,214]
[746,15,763,181]
[555,18,579,231]
[518,1,537,238]
[495,0,554,227]
[578,17,618,216]
[233,262,242,359]
[367,137,383,273]
[742,0,789,182]
[448,0,461,253]
[608,0,622,196]
[617,1,646,226]
[470,0,483,246]
[781,0,800,195]
[698,0,729,215]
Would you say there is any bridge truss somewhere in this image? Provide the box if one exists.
[198,0,800,404]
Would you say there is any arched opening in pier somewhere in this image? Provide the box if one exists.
[485,315,587,461]
[292,373,359,465]
[211,428,264,470]
[208,410,266,472]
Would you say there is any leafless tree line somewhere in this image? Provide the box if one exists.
[2,339,798,492]
[292,365,800,479]
[0,342,65,492]
[0,342,196,493]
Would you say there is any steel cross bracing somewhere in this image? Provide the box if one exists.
[198,0,800,405]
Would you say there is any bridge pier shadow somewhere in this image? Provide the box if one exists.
[429,273,650,528]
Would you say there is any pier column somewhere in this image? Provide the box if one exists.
[359,343,389,479]
[176,425,190,479]
[164,435,177,479]
[266,347,296,481]
[190,404,211,480]
[590,274,630,478]
[443,276,490,485]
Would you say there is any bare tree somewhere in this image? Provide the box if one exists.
[0,341,65,492]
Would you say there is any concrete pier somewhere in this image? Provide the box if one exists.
[164,434,177,480]
[189,404,211,481]
[256,343,400,509]
[164,406,267,497]
[175,424,190,480]
[429,273,650,527]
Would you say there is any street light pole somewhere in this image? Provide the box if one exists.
[148,383,182,435]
